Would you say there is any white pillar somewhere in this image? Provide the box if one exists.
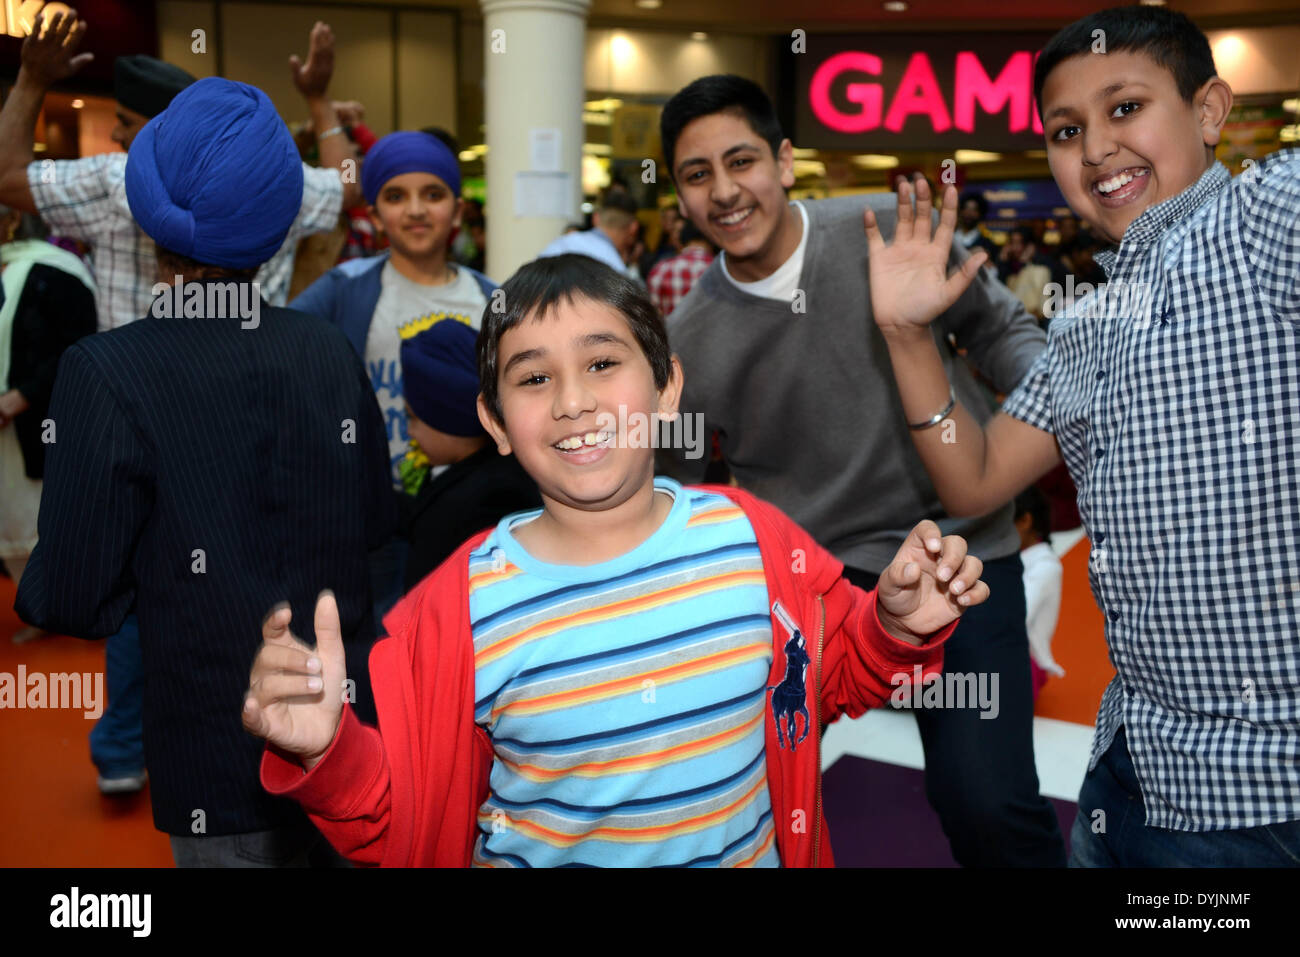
[480,0,590,281]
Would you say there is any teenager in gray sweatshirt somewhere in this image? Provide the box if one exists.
[658,74,1063,866]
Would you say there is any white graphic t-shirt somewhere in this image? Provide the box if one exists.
[364,261,488,487]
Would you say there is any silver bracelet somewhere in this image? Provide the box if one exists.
[908,387,956,431]
[318,125,345,140]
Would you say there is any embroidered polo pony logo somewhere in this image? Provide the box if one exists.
[769,601,811,751]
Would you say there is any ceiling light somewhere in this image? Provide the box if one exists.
[955,149,1002,164]
[851,154,900,169]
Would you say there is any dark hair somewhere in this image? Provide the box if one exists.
[959,191,989,219]
[477,254,673,422]
[679,219,708,246]
[420,126,462,157]
[155,245,258,281]
[660,74,785,180]
[598,190,640,217]
[1014,486,1052,542]
[1034,6,1217,108]
[0,208,50,242]
[1009,225,1037,246]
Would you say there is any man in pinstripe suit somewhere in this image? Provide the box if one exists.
[16,78,394,866]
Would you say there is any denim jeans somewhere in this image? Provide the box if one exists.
[1069,726,1300,866]
[88,614,146,777]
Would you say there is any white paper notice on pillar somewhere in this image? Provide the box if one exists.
[514,172,573,218]
[529,128,561,172]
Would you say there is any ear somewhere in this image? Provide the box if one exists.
[1196,77,1233,148]
[367,205,384,235]
[656,355,685,421]
[477,393,511,455]
[776,137,796,191]
[453,197,466,231]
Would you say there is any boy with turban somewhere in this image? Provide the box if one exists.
[398,318,539,590]
[16,77,394,868]
[290,130,496,618]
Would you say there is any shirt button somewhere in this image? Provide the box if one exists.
[1095,531,1106,544]
[1108,609,1121,622]
[1095,369,1106,380]
[1095,446,1105,458]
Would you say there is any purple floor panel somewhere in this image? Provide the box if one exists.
[821,755,1078,867]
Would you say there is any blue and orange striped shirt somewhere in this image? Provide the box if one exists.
[468,478,779,867]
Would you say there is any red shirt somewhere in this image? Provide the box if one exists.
[648,244,714,316]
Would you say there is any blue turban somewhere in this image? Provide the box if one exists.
[125,77,304,270]
[362,131,461,206]
[401,319,483,437]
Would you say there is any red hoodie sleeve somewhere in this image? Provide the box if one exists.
[817,576,954,724]
[260,705,393,866]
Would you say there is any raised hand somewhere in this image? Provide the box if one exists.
[288,21,335,101]
[21,11,94,88]
[242,591,348,769]
[864,174,988,338]
[876,520,988,644]
[332,100,365,127]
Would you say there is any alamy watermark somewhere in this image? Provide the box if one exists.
[890,665,999,719]
[50,887,150,937]
[150,276,260,329]
[1043,277,1158,326]
[0,665,103,719]
[556,405,705,459]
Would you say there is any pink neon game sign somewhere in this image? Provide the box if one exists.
[793,34,1052,151]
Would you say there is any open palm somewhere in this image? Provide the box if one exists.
[864,176,989,336]
[22,12,94,86]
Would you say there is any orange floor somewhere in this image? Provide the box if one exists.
[0,574,173,867]
[0,539,1113,867]
[1034,539,1114,726]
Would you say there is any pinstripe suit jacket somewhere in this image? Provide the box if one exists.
[16,293,395,836]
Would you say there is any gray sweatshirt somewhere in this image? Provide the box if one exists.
[662,194,1048,573]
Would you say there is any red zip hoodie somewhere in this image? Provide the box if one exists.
[261,484,954,866]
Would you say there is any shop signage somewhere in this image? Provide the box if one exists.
[793,33,1055,151]
[1,1,73,38]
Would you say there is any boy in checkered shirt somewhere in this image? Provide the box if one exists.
[866,5,1300,865]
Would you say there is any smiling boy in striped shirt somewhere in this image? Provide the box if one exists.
[242,253,991,867]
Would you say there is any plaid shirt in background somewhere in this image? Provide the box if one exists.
[29,153,342,330]
[1002,150,1300,831]
[648,244,714,317]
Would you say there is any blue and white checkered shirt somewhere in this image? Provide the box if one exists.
[1002,150,1300,831]
[29,153,341,330]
